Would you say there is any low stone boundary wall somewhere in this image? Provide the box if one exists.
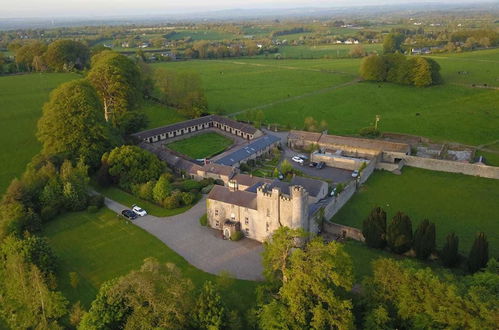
[323,181,356,220]
[311,152,366,171]
[323,221,364,242]
[401,155,499,179]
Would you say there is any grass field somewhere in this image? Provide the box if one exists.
[94,184,195,217]
[43,208,258,310]
[168,30,238,41]
[0,73,79,193]
[140,100,187,129]
[332,167,499,257]
[277,44,382,59]
[166,132,234,159]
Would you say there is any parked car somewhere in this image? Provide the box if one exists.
[122,209,138,220]
[316,161,325,169]
[330,187,337,197]
[297,154,308,160]
[309,161,318,167]
[352,170,359,178]
[132,204,147,216]
[292,156,304,164]
[278,173,284,180]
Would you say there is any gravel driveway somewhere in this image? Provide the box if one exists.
[105,196,264,281]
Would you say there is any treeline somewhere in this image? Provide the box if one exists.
[184,40,278,59]
[4,39,90,73]
[270,27,307,37]
[360,53,442,87]
[362,207,491,273]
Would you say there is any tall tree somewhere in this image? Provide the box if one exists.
[413,219,436,260]
[37,79,116,168]
[360,54,387,81]
[362,207,387,249]
[194,281,226,329]
[383,33,404,54]
[259,236,354,329]
[441,232,460,268]
[468,232,489,273]
[87,51,144,132]
[386,211,413,254]
[14,41,47,72]
[409,57,432,87]
[44,40,89,71]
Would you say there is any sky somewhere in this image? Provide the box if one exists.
[0,0,494,18]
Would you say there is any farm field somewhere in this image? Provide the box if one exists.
[168,29,238,41]
[332,167,499,257]
[43,208,258,310]
[141,100,187,129]
[277,44,382,59]
[151,59,356,113]
[0,73,79,193]
[166,132,233,159]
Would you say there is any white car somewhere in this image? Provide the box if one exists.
[132,205,147,216]
[291,156,304,164]
[351,170,359,178]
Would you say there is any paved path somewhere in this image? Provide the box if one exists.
[104,196,264,281]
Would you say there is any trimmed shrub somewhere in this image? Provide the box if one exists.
[162,191,182,209]
[362,207,387,249]
[387,212,413,254]
[177,179,202,192]
[230,231,244,241]
[40,205,59,222]
[181,192,196,206]
[413,219,436,260]
[87,205,99,213]
[201,184,214,194]
[199,214,208,226]
[441,232,460,268]
[468,232,489,273]
[88,194,105,209]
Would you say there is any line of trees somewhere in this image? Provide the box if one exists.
[362,207,490,273]
[360,52,442,87]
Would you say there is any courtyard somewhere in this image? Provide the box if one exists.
[166,131,233,159]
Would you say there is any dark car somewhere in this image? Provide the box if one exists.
[309,161,318,167]
[122,209,138,220]
[316,161,326,169]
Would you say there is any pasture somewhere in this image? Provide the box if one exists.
[166,132,233,159]
[276,44,382,59]
[332,167,499,257]
[0,73,79,193]
[43,208,257,309]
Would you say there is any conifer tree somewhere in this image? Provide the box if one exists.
[386,212,413,254]
[413,219,436,260]
[468,232,489,273]
[441,232,460,267]
[362,207,387,249]
[194,281,226,329]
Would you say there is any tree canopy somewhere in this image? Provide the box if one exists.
[44,39,90,71]
[37,79,116,168]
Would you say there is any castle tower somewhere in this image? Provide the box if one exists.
[290,185,309,231]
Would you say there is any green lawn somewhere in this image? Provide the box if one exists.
[332,167,499,257]
[43,208,258,310]
[0,73,79,193]
[277,44,382,59]
[166,132,233,159]
[140,100,187,129]
[94,184,195,217]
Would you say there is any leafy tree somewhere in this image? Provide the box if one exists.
[80,258,194,329]
[259,235,354,329]
[349,45,366,58]
[103,145,164,190]
[44,39,90,71]
[153,174,171,203]
[386,211,413,254]
[468,232,489,273]
[413,219,436,260]
[37,79,116,168]
[409,57,432,87]
[87,51,144,132]
[362,207,387,249]
[383,33,404,54]
[194,281,226,329]
[14,41,47,72]
[441,232,460,267]
[0,251,68,329]
[279,159,294,176]
[360,54,387,81]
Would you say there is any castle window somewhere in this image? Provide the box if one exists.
[266,209,270,217]
[215,209,219,216]
[245,217,249,225]
[216,220,220,227]
[266,222,270,232]
[245,228,249,235]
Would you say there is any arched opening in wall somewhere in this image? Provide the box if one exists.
[223,228,231,240]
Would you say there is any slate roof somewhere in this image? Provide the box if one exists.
[232,174,273,188]
[208,185,257,210]
[131,115,258,140]
[215,134,280,166]
[290,176,327,198]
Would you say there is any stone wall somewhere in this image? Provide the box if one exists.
[323,221,365,242]
[311,152,367,171]
[359,154,379,184]
[401,155,499,179]
[323,181,357,220]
